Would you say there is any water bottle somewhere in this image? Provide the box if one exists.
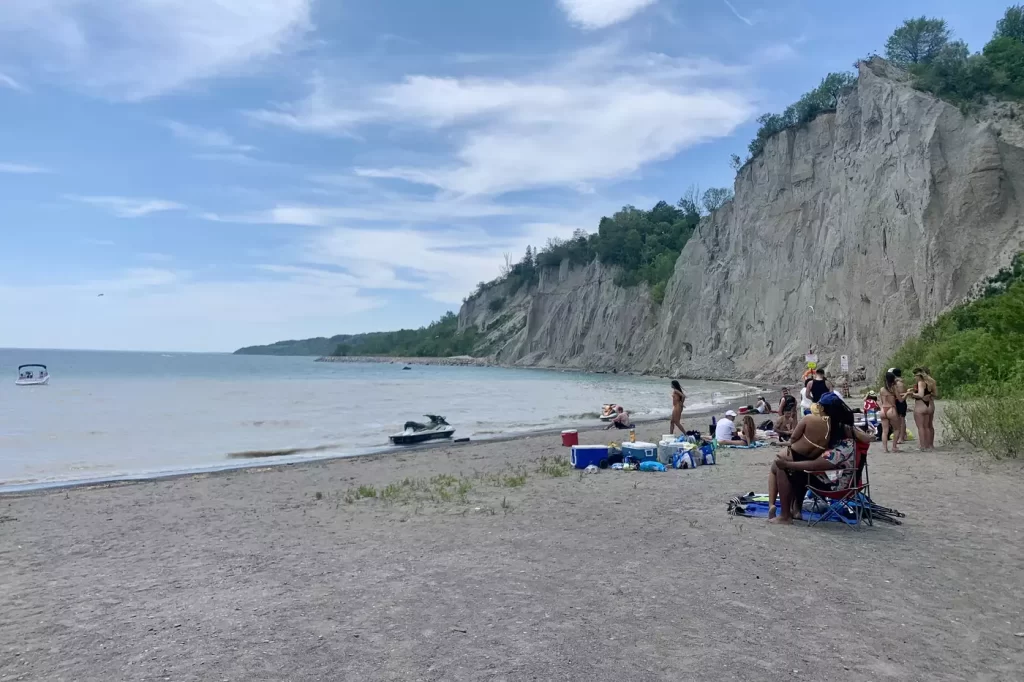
[629,428,636,443]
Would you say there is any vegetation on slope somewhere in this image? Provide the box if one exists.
[236,313,479,358]
[331,312,479,358]
[883,255,1024,457]
[476,189,731,306]
[741,6,1024,165]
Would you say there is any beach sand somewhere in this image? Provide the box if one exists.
[2,408,1023,681]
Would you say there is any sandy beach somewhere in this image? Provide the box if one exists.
[2,408,1023,682]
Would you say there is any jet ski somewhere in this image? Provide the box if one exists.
[389,415,456,445]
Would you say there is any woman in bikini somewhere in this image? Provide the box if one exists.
[879,370,901,453]
[770,394,874,524]
[669,380,686,435]
[741,415,757,445]
[766,410,830,520]
[909,367,937,449]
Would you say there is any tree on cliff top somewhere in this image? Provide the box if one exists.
[995,5,1024,42]
[885,16,951,66]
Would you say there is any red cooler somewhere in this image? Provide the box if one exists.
[561,430,579,447]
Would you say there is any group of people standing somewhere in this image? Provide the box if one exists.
[878,367,937,451]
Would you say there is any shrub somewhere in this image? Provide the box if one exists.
[487,297,506,313]
[942,392,1024,458]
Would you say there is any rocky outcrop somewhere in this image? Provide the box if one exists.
[459,260,659,370]
[460,59,1024,381]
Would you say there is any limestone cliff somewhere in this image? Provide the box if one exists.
[460,59,1024,380]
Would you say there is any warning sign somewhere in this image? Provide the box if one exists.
[840,354,850,373]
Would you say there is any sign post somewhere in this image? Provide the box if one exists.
[840,354,850,373]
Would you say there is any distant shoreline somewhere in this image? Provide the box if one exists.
[315,355,490,367]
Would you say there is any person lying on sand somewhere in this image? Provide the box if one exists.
[769,393,874,524]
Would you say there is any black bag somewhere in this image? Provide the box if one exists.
[758,419,774,431]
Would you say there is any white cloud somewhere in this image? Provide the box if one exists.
[0,266,382,352]
[0,0,312,99]
[250,47,754,196]
[303,221,586,305]
[203,195,542,226]
[165,121,255,153]
[723,0,753,26]
[68,195,186,218]
[557,0,658,29]
[0,162,49,174]
[0,72,25,91]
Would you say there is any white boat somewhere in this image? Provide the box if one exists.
[16,364,49,386]
[389,415,456,445]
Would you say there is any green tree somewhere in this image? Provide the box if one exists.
[995,5,1024,42]
[729,154,743,171]
[984,35,1024,96]
[702,187,734,213]
[884,16,951,66]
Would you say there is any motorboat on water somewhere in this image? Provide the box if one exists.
[389,415,456,445]
[599,404,619,421]
[16,364,49,386]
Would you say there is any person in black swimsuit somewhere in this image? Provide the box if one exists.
[890,368,908,444]
[909,367,937,449]
[804,369,832,412]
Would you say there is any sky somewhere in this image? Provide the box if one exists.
[0,0,1013,352]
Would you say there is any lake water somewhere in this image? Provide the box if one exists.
[0,349,755,490]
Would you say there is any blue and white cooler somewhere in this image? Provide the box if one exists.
[570,444,609,469]
[622,441,658,463]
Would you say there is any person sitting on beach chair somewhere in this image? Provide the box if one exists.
[769,393,875,524]
[604,406,634,430]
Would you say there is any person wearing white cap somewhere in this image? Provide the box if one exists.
[715,409,748,445]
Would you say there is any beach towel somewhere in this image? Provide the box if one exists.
[724,441,769,449]
[727,491,905,525]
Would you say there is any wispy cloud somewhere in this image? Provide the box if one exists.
[0,162,49,174]
[0,0,312,100]
[164,121,255,153]
[723,0,753,26]
[557,0,658,29]
[0,266,383,352]
[249,45,754,196]
[0,72,25,91]
[68,195,186,218]
[202,195,542,227]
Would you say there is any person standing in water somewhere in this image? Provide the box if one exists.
[909,368,937,449]
[669,380,686,435]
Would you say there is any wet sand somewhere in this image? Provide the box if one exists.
[2,408,1023,681]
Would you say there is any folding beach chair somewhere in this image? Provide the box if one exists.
[806,442,872,528]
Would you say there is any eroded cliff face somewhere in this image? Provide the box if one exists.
[460,60,1024,380]
[458,260,659,370]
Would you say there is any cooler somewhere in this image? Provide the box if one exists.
[570,444,608,469]
[622,441,658,463]
[561,430,579,447]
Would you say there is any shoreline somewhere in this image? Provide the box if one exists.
[0,393,774,497]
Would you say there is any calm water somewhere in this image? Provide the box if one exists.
[0,349,754,489]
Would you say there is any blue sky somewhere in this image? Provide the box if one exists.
[0,0,1012,351]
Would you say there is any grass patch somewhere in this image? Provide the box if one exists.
[356,485,377,499]
[537,456,572,478]
[942,393,1024,459]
